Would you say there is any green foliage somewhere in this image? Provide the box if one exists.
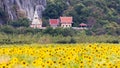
[43,27,54,35]
[0,0,120,44]
[0,25,16,34]
[43,0,120,35]
[43,0,68,19]
[9,18,30,27]
[0,33,119,44]
[69,37,76,44]
[43,27,77,37]
[0,25,43,34]
[61,28,76,37]
[85,30,93,36]
[104,22,119,35]
[74,3,85,15]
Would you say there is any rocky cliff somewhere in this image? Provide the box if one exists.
[0,0,46,21]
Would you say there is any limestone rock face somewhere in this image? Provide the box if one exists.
[0,0,46,20]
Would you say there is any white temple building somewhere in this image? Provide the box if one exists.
[30,7,42,29]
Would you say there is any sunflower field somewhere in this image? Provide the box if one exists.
[0,44,120,68]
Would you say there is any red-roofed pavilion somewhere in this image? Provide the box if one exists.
[79,23,88,29]
[79,23,87,27]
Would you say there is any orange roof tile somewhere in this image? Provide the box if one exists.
[60,17,73,24]
[49,19,59,25]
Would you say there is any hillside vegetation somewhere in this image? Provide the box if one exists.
[43,0,120,35]
[0,0,120,44]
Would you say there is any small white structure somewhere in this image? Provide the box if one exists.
[30,8,42,29]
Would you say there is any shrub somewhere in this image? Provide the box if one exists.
[0,25,16,34]
[61,28,76,37]
[9,18,30,27]
[69,38,76,44]
[106,40,119,44]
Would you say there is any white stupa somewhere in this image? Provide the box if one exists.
[30,7,42,29]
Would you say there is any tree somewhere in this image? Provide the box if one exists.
[0,25,15,34]
[61,28,76,37]
[104,22,119,35]
[43,27,54,35]
[9,18,30,27]
[43,0,68,19]
[74,3,85,15]
[87,17,96,28]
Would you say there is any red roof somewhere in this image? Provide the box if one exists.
[60,17,73,24]
[49,19,59,25]
[79,23,87,26]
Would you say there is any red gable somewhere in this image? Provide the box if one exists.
[49,19,59,25]
[60,17,73,24]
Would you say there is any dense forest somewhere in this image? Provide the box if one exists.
[43,0,120,35]
[0,0,120,44]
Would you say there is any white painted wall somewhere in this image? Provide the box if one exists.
[31,8,42,29]
[61,24,72,28]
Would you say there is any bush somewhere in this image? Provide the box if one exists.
[0,25,16,34]
[61,28,76,37]
[69,38,76,44]
[43,27,54,35]
[106,40,119,44]
[9,18,30,27]
[56,40,69,44]
[85,30,93,35]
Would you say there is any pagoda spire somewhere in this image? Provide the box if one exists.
[30,6,42,28]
